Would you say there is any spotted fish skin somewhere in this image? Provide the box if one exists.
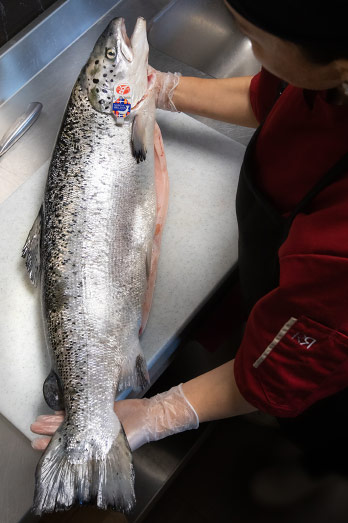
[42,77,155,442]
[24,17,156,515]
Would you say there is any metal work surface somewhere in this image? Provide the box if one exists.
[0,1,253,521]
[148,0,260,78]
[0,0,119,105]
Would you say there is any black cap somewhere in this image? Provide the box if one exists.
[225,1,348,44]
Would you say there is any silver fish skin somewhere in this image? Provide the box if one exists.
[23,17,156,515]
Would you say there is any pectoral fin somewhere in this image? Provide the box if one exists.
[131,113,147,163]
[22,206,43,286]
[117,339,149,392]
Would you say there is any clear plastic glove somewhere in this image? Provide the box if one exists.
[115,384,199,450]
[149,65,181,112]
[30,384,199,452]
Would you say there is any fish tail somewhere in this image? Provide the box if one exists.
[32,425,135,515]
[118,339,150,392]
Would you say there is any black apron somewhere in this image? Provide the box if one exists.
[236,97,348,475]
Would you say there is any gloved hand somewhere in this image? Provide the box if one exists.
[149,65,181,112]
[30,384,199,452]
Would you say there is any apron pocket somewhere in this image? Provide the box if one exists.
[252,315,348,415]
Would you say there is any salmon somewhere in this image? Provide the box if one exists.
[23,17,168,515]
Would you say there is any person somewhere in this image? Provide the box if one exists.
[31,0,348,476]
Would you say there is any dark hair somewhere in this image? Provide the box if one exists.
[300,41,348,65]
[225,1,348,65]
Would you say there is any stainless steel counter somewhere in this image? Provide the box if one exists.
[0,1,251,521]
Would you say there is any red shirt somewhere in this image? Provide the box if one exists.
[234,69,348,417]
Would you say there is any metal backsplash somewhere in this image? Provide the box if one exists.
[0,0,123,107]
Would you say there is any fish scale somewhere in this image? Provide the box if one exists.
[42,82,155,431]
[23,17,156,514]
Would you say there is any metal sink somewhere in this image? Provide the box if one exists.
[148,0,260,78]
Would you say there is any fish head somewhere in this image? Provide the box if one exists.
[83,17,149,115]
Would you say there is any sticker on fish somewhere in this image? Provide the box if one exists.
[113,84,132,123]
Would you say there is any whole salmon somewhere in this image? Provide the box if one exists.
[23,17,157,514]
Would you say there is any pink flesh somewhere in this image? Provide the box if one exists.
[140,122,169,335]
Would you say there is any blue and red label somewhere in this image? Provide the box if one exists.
[113,84,132,119]
[113,96,131,118]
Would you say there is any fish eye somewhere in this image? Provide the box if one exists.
[105,47,116,60]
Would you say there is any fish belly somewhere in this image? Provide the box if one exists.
[141,122,170,333]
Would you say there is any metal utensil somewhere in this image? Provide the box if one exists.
[0,102,43,157]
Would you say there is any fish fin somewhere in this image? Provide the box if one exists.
[32,423,135,515]
[43,370,65,411]
[118,339,150,392]
[22,206,43,286]
[131,114,147,163]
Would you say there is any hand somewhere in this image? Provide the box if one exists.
[115,384,199,450]
[30,411,64,450]
[148,66,181,111]
[30,384,199,452]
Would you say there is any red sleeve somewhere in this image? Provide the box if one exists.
[249,68,283,123]
[234,179,348,417]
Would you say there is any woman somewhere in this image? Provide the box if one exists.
[32,0,348,475]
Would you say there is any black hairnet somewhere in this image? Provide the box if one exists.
[225,1,348,43]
